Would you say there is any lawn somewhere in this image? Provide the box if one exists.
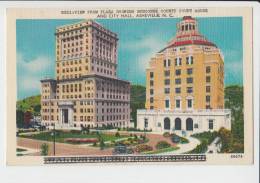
[16,148,27,152]
[18,131,130,144]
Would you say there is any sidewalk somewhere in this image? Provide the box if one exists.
[159,136,201,154]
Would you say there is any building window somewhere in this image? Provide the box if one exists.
[176,99,181,108]
[186,77,193,84]
[206,76,211,82]
[144,118,148,128]
[187,87,193,93]
[206,86,211,92]
[194,124,199,128]
[164,79,170,85]
[164,88,170,94]
[150,89,154,95]
[164,70,170,77]
[164,59,171,67]
[150,80,154,86]
[206,95,211,102]
[175,78,181,84]
[175,58,182,66]
[187,99,193,108]
[206,66,211,73]
[175,87,181,93]
[165,99,170,109]
[208,119,214,130]
[150,97,154,103]
[175,69,181,76]
[157,122,161,127]
[168,59,171,67]
[186,56,193,65]
[187,68,193,75]
[150,72,154,78]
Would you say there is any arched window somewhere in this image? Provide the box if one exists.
[164,117,170,130]
[175,118,181,130]
[186,118,193,131]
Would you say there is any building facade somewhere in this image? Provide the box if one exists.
[41,20,130,129]
[137,16,231,135]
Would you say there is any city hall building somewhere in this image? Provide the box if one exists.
[137,16,231,135]
[41,20,130,129]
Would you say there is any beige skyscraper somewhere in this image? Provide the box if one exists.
[41,20,130,129]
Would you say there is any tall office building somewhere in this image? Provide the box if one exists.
[41,20,130,129]
[137,16,231,134]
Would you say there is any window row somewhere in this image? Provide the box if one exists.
[96,107,128,114]
[57,66,88,73]
[96,114,128,122]
[163,56,194,67]
[57,59,86,67]
[164,98,193,109]
[164,77,193,85]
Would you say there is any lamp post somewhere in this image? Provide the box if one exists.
[51,123,56,156]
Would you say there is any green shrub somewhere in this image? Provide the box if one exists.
[135,144,153,153]
[191,131,218,145]
[163,132,171,137]
[115,132,120,137]
[156,141,171,150]
[122,140,131,146]
[180,136,189,144]
[140,134,146,140]
[171,134,189,144]
[40,143,49,156]
[81,126,90,134]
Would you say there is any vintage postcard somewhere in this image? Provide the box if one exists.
[6,6,254,165]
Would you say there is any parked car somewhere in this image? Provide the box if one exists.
[171,135,180,143]
[113,144,133,155]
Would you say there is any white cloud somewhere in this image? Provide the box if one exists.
[17,53,53,97]
[19,75,41,91]
[17,53,52,73]
[123,35,167,73]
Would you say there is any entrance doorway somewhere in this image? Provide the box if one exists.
[164,117,170,130]
[175,118,182,130]
[186,118,193,131]
[62,109,69,124]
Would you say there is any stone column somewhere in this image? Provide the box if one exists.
[68,107,73,127]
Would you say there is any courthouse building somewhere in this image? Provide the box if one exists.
[137,16,231,135]
[41,20,130,129]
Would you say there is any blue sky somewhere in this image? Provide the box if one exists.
[17,17,243,100]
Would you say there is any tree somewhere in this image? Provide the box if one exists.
[218,127,232,152]
[224,85,244,153]
[40,143,49,156]
[130,85,146,127]
[16,110,24,128]
[99,139,105,150]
